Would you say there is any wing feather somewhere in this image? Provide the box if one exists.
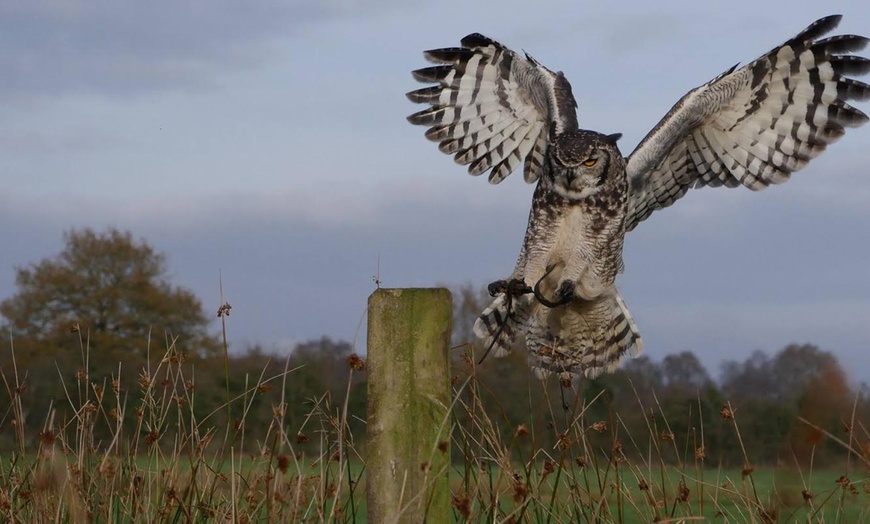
[625,15,869,231]
[407,33,577,183]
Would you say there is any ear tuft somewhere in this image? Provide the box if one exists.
[604,132,622,144]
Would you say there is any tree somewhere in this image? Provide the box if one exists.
[661,351,712,392]
[1,228,220,360]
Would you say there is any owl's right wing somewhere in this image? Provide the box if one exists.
[624,15,869,232]
[407,34,578,184]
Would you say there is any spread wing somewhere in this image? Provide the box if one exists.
[625,15,870,231]
[407,34,578,184]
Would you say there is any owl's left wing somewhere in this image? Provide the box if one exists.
[625,15,869,232]
[407,34,578,184]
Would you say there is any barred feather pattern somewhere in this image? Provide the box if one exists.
[406,33,578,184]
[473,290,642,379]
[625,14,870,231]
[473,294,533,358]
[525,290,642,379]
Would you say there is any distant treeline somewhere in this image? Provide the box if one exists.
[2,312,864,470]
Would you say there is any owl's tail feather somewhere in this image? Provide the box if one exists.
[473,294,533,359]
[527,290,643,380]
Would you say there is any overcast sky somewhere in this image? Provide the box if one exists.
[1,1,869,381]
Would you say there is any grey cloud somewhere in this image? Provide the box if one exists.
[0,1,400,98]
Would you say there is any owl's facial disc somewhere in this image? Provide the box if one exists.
[556,149,608,191]
[548,130,623,197]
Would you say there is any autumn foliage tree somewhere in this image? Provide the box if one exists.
[0,228,220,438]
[1,228,219,360]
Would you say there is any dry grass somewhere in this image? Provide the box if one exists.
[2,334,870,522]
[447,345,870,523]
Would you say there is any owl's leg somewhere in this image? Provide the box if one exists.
[533,264,574,308]
[545,246,595,305]
[477,279,532,365]
[558,263,609,302]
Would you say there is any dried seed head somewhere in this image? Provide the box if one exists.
[514,424,530,438]
[217,302,232,318]
[558,431,571,450]
[451,493,471,518]
[512,482,529,502]
[677,479,690,503]
[437,441,448,453]
[145,430,160,447]
[759,507,779,524]
[346,354,366,371]
[836,475,851,488]
[99,458,116,478]
[720,403,734,420]
[296,432,308,444]
[661,430,675,442]
[276,454,291,474]
[542,461,555,475]
[591,420,607,434]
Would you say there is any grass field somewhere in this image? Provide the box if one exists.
[5,451,870,522]
[4,336,870,522]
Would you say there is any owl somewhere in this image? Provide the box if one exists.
[406,16,869,379]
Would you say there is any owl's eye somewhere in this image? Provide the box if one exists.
[583,158,598,167]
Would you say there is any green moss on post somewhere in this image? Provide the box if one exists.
[367,288,452,523]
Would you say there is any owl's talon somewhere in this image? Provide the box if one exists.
[533,277,574,308]
[506,278,532,296]
[556,280,575,303]
[487,280,508,297]
[488,278,531,297]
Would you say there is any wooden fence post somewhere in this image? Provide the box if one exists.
[367,288,452,523]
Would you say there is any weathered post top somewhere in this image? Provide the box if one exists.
[367,288,452,523]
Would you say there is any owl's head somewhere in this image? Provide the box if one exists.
[549,129,624,200]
